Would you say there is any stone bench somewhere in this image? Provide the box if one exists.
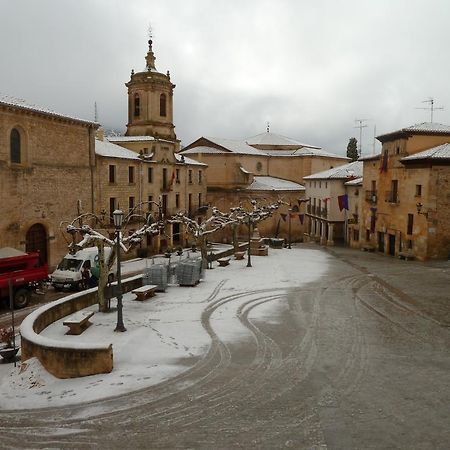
[398,251,414,261]
[234,252,245,260]
[217,257,231,267]
[361,244,376,252]
[63,311,94,335]
[132,284,158,301]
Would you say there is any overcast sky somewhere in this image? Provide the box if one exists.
[2,0,450,156]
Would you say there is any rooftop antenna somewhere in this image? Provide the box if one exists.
[354,119,368,156]
[266,122,270,133]
[372,124,377,155]
[94,101,98,122]
[415,97,444,122]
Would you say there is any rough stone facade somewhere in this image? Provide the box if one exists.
[0,100,98,268]
[360,126,450,260]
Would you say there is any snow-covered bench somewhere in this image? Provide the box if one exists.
[132,284,158,301]
[217,257,231,267]
[63,311,94,335]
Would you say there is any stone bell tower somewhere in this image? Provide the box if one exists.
[125,39,177,141]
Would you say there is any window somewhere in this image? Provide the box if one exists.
[176,168,180,183]
[163,168,168,190]
[198,170,202,184]
[160,93,167,117]
[325,182,328,188]
[319,181,321,188]
[109,165,116,183]
[256,161,262,172]
[396,146,400,155]
[10,128,21,164]
[162,194,168,215]
[391,180,398,203]
[143,147,148,155]
[188,170,193,184]
[407,213,414,235]
[371,180,376,192]
[134,93,140,117]
[198,193,202,207]
[415,184,422,197]
[175,193,180,208]
[129,166,135,183]
[109,198,116,223]
[148,167,153,183]
[355,189,359,196]
[188,193,192,214]
[148,195,153,211]
[129,196,135,212]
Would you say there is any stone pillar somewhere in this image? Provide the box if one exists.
[167,223,174,249]
[320,221,327,245]
[327,223,334,246]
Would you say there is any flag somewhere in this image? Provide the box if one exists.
[299,214,304,224]
[280,213,287,222]
[338,194,349,211]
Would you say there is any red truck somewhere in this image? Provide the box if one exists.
[0,248,48,308]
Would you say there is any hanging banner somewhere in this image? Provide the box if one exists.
[338,194,349,211]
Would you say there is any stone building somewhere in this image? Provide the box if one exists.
[181,131,348,242]
[0,95,99,268]
[303,161,363,245]
[360,123,450,260]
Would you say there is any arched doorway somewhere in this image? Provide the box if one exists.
[26,223,48,264]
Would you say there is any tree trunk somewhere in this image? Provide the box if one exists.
[232,224,239,252]
[97,242,108,312]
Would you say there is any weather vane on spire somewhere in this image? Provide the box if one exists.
[147,23,153,49]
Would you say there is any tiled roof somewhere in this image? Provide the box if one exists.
[180,146,227,155]
[182,137,267,156]
[401,143,450,162]
[246,131,320,149]
[95,139,141,160]
[247,176,305,191]
[303,161,363,180]
[377,122,450,143]
[0,93,97,127]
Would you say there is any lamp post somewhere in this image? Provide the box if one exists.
[113,209,126,332]
[246,217,252,268]
[287,209,292,249]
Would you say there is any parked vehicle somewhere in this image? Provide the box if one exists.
[50,247,115,291]
[0,248,48,308]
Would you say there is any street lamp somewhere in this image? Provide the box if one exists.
[113,209,126,332]
[246,216,252,268]
[287,209,292,249]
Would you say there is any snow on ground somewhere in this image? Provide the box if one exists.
[0,246,330,410]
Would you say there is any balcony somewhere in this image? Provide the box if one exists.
[365,190,377,203]
[385,191,399,204]
[306,204,311,214]
[321,208,328,217]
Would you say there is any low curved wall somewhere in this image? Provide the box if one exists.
[20,275,142,379]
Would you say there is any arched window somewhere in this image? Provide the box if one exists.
[134,94,140,117]
[10,128,21,163]
[160,93,167,117]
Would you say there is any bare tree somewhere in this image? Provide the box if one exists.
[62,202,164,312]
[169,207,237,260]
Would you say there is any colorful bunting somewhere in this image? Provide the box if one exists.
[280,213,287,222]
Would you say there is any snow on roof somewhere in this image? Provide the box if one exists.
[377,122,450,142]
[263,147,348,159]
[95,139,141,160]
[196,137,267,156]
[359,153,381,161]
[247,176,305,191]
[0,93,98,127]
[401,143,450,162]
[345,176,363,186]
[107,136,174,144]
[304,161,363,180]
[246,131,321,149]
[175,153,207,166]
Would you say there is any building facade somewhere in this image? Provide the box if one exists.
[0,95,99,268]
[360,123,450,260]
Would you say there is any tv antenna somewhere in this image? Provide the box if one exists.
[416,97,444,123]
[94,101,98,122]
[354,119,368,156]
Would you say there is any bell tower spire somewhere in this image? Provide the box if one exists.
[125,38,177,142]
[145,39,156,71]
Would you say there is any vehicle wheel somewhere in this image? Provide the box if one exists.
[53,284,63,292]
[108,273,115,284]
[14,288,30,309]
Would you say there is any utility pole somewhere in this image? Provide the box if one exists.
[354,119,368,157]
[416,97,444,123]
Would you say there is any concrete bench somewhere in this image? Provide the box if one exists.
[361,245,375,252]
[132,284,158,301]
[234,252,245,260]
[217,258,231,267]
[63,311,94,335]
